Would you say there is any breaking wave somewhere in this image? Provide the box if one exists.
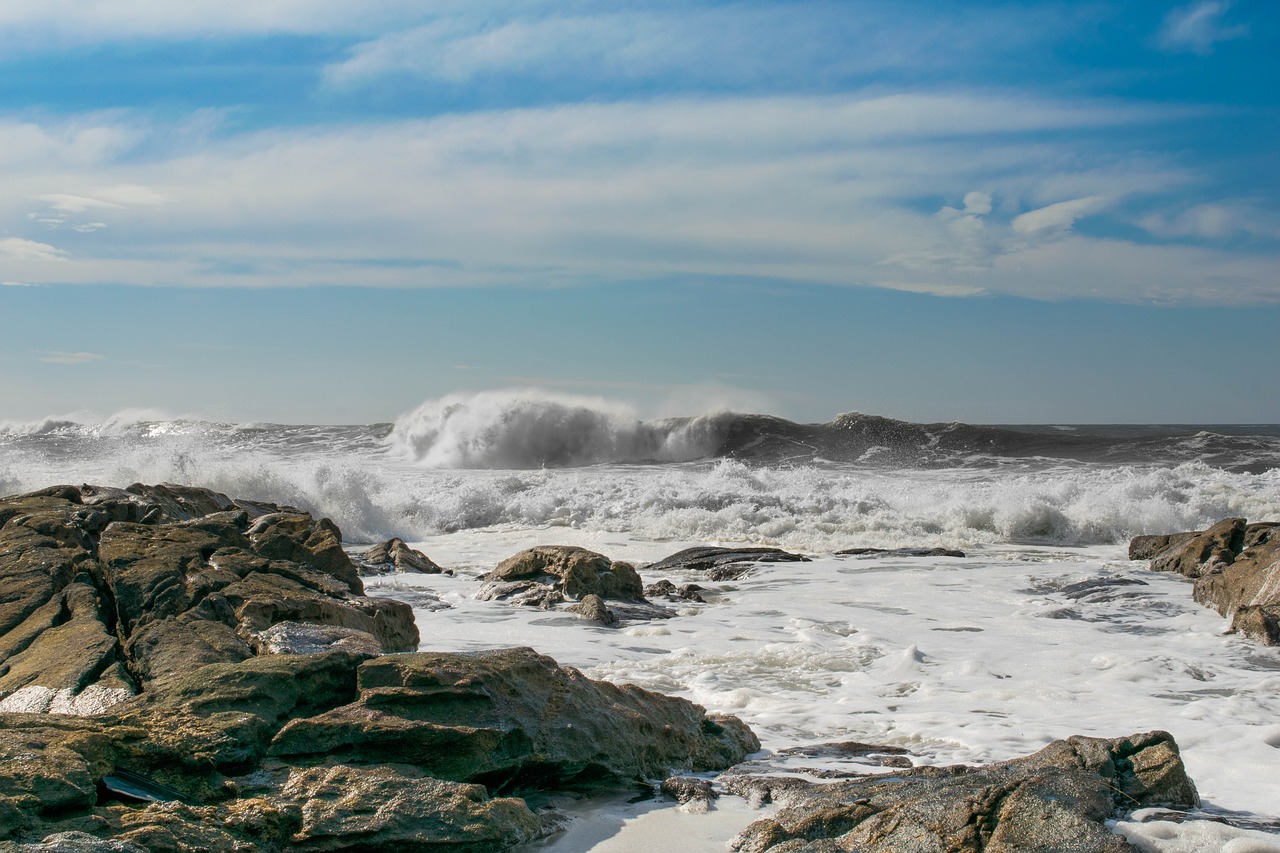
[387,390,733,468]
[2,393,1278,549]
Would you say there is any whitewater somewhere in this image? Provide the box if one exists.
[3,391,1280,851]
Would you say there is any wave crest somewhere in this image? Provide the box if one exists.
[388,390,731,468]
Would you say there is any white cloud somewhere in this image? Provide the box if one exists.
[37,351,104,365]
[1011,196,1111,235]
[31,185,168,232]
[1138,202,1279,240]
[324,4,1085,89]
[0,95,1272,304]
[1158,2,1248,55]
[0,1,422,48]
[0,237,67,262]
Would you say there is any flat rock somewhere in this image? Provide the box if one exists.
[269,647,760,788]
[836,547,966,558]
[730,731,1198,853]
[646,546,809,576]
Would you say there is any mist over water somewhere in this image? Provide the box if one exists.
[2,391,1277,549]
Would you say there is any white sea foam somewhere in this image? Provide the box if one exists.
[364,540,1280,850]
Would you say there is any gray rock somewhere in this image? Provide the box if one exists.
[730,731,1198,853]
[646,546,809,577]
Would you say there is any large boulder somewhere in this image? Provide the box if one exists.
[729,731,1198,853]
[1134,519,1280,644]
[0,484,418,711]
[269,647,759,788]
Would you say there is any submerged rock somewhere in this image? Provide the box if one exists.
[646,546,809,580]
[730,731,1198,853]
[837,546,966,558]
[1134,519,1280,644]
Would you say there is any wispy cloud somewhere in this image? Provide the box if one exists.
[0,93,1271,304]
[324,4,1079,90]
[0,237,66,261]
[37,350,104,365]
[30,185,168,232]
[1158,2,1249,54]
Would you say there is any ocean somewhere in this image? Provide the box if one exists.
[3,390,1280,851]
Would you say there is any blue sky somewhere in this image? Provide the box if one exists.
[1,1,1277,424]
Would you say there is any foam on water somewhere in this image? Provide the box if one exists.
[365,539,1280,849]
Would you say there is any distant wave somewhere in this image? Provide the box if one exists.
[2,393,1279,548]
[385,391,1280,472]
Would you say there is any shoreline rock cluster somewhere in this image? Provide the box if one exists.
[1131,518,1280,644]
[0,482,1232,851]
[0,484,757,850]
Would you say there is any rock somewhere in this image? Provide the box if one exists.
[277,764,543,851]
[475,546,676,623]
[646,547,809,578]
[1,644,758,850]
[1,486,763,852]
[566,594,616,625]
[479,546,644,601]
[645,579,706,603]
[356,538,445,574]
[269,647,760,788]
[661,776,718,812]
[730,731,1198,853]
[0,484,417,709]
[1135,519,1280,644]
[1149,518,1245,579]
[837,547,966,558]
[1128,532,1198,561]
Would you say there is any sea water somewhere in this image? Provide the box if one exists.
[2,392,1279,850]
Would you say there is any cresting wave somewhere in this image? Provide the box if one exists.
[387,391,734,467]
[2,393,1278,549]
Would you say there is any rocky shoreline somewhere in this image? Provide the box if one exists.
[1130,517,1280,645]
[0,483,1252,851]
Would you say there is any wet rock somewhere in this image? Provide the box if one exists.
[356,537,446,575]
[661,776,718,811]
[1136,519,1280,644]
[1128,532,1198,561]
[646,546,809,578]
[479,546,644,601]
[269,647,760,788]
[731,731,1198,853]
[645,579,706,603]
[837,547,966,558]
[476,546,677,622]
[566,594,617,625]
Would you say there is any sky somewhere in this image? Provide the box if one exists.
[1,0,1277,424]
